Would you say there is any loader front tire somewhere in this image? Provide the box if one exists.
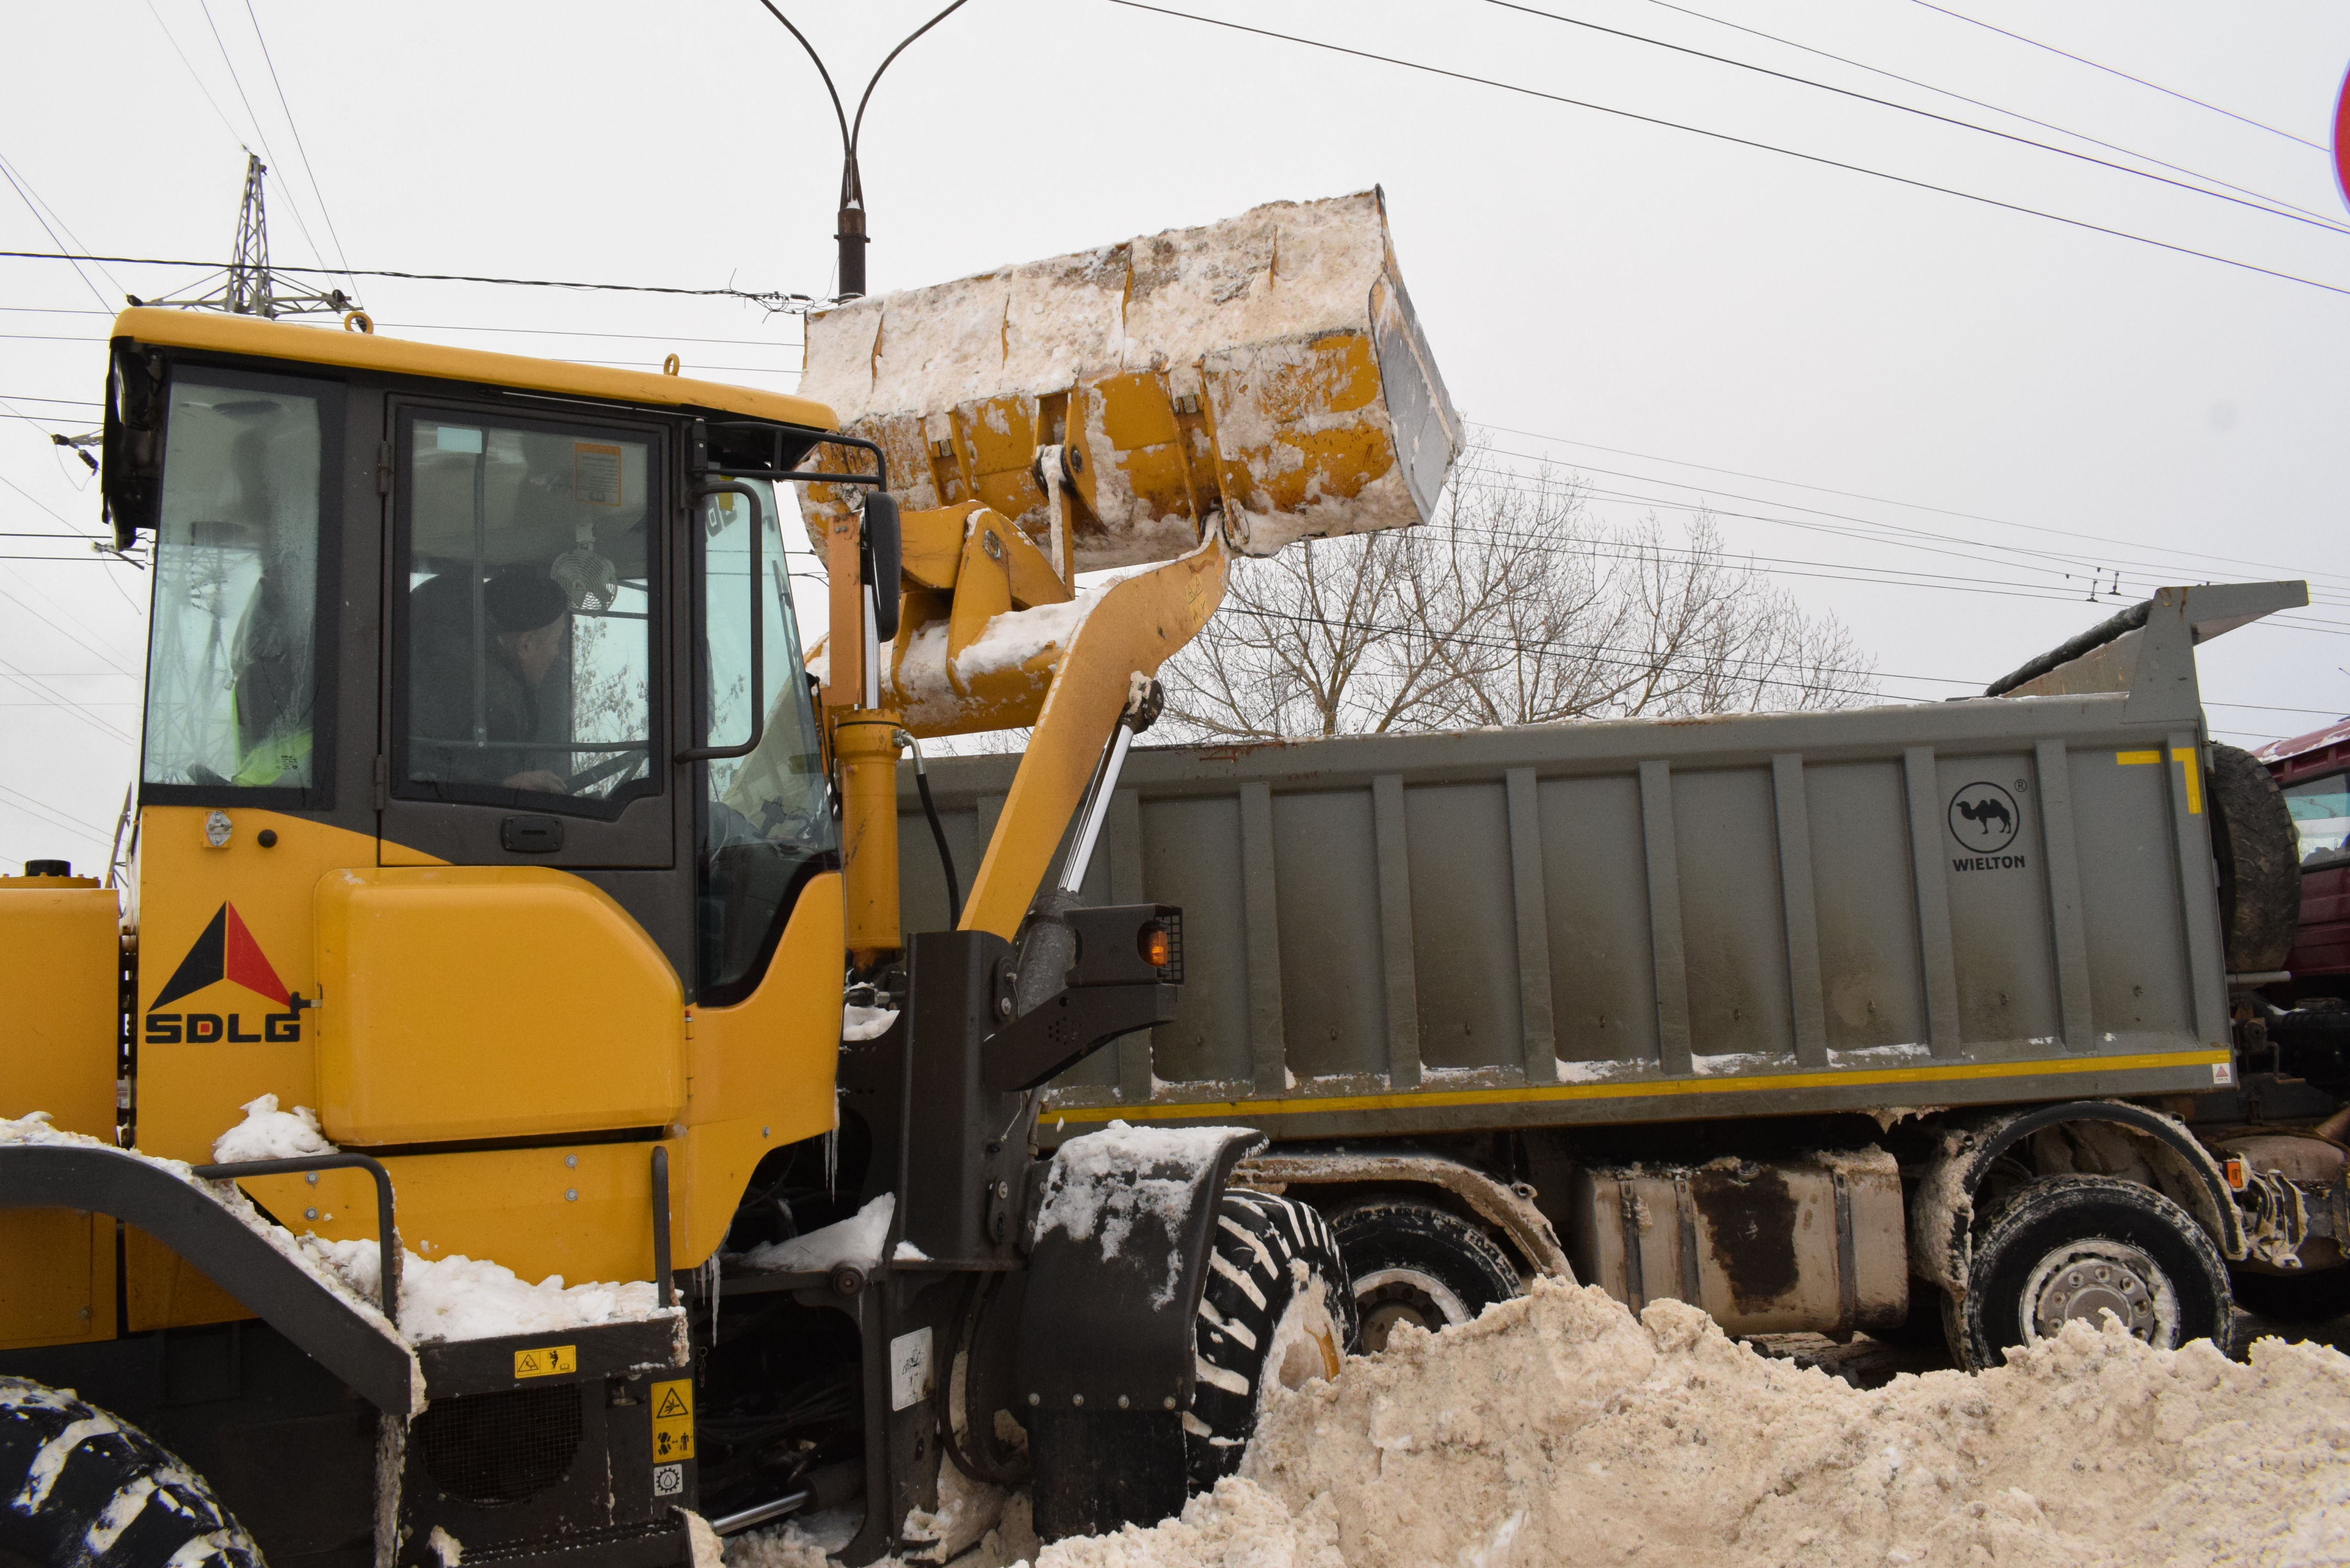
[0,1378,260,1568]
[1184,1192,1354,1492]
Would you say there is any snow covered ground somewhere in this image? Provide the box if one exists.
[732,1277,2350,1568]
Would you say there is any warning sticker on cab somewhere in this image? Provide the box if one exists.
[575,442,623,506]
[651,1378,695,1468]
[514,1345,577,1379]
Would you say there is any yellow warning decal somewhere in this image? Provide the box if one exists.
[651,1378,695,1467]
[513,1345,577,1379]
[2116,747,2203,814]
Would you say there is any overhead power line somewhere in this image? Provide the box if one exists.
[192,0,335,274]
[1480,0,2350,237]
[1107,2,2350,302]
[239,0,358,286]
[142,0,251,151]
[0,250,822,309]
[1635,0,2350,230]
[1473,420,2350,594]
[0,154,121,310]
[1461,446,2350,611]
[1911,2,2331,154]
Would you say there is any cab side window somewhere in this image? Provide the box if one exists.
[394,413,659,816]
[2285,771,2350,868]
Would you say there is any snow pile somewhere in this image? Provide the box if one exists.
[888,561,1162,732]
[303,1239,661,1344]
[210,1093,338,1163]
[1048,1277,2350,1568]
[743,1194,896,1275]
[1035,1122,1244,1308]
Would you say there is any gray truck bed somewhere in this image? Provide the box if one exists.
[894,583,2301,1142]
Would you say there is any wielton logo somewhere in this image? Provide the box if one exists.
[1947,781,2025,871]
[144,903,300,1044]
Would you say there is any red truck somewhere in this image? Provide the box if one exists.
[2260,717,2350,1002]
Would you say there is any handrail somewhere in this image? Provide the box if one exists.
[651,1145,674,1307]
[191,1152,400,1328]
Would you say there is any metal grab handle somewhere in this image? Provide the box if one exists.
[677,481,767,764]
[651,1145,674,1307]
[192,1152,400,1328]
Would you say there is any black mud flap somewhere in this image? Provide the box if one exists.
[1016,1124,1265,1542]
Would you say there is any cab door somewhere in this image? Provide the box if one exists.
[378,401,674,869]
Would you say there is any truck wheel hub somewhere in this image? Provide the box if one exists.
[2023,1241,2162,1341]
[1354,1267,1470,1353]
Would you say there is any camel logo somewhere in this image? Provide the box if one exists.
[1947,781,2023,869]
[144,903,301,1044]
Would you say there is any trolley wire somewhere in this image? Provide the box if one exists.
[1633,0,2350,229]
[1911,2,2332,154]
[1479,0,2350,237]
[1105,2,2350,301]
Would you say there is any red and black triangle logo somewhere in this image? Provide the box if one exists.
[150,902,291,1011]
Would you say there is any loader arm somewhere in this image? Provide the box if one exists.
[802,190,1460,959]
[955,536,1227,938]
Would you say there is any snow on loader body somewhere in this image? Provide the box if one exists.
[901,580,2347,1373]
[0,191,1456,1568]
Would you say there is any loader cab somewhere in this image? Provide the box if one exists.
[109,311,841,1032]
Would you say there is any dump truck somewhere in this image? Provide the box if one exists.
[0,191,1461,1568]
[892,580,2350,1367]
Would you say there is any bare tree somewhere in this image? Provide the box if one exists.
[1158,459,1877,742]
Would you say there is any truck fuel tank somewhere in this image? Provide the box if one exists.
[1565,1149,1908,1338]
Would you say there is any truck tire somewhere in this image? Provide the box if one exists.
[1328,1200,1523,1353]
[1185,1191,1354,1492]
[0,1378,260,1568]
[2207,742,2300,975]
[1948,1175,2231,1371]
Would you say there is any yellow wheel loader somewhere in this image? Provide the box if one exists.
[0,191,1458,1568]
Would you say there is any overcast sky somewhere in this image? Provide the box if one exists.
[4,0,2347,872]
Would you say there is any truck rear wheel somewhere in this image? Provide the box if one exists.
[0,1378,260,1568]
[1328,1200,1522,1353]
[1949,1175,2231,1371]
[1185,1192,1354,1491]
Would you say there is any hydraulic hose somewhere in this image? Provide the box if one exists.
[904,732,962,925]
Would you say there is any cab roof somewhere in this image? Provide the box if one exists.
[110,306,838,432]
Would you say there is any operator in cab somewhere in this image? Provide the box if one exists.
[407,568,573,794]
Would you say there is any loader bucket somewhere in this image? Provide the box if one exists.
[796,190,1461,575]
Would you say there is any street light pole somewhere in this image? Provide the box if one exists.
[755,1,975,301]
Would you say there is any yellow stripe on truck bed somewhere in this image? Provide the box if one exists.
[1054,1048,2233,1126]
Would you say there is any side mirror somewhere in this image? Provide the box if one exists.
[862,491,902,642]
